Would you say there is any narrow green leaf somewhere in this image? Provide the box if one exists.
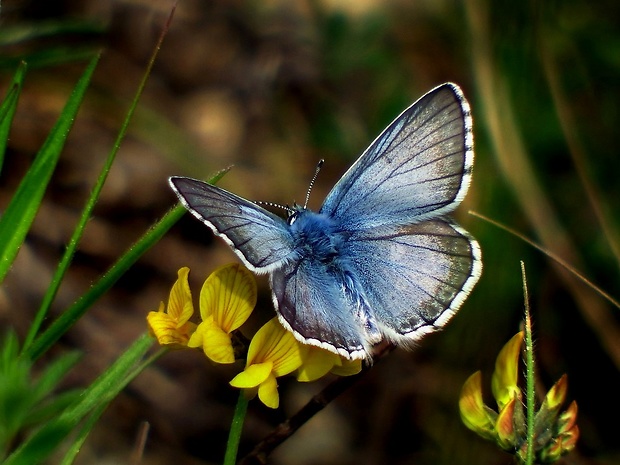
[0,61,27,171]
[59,403,107,465]
[22,390,81,428]
[30,352,81,403]
[0,48,99,71]
[0,330,21,365]
[3,419,70,465]
[0,21,104,46]
[0,54,100,286]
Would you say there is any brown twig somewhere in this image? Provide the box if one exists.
[238,370,366,465]
[239,343,394,464]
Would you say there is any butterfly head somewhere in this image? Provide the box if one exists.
[287,203,309,226]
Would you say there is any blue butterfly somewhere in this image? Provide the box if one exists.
[169,83,482,360]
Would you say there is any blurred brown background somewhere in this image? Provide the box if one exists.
[1,0,619,464]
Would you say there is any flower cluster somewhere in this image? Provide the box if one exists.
[147,265,362,408]
[459,331,579,463]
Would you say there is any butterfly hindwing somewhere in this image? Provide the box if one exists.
[169,177,295,272]
[344,219,482,344]
[270,256,371,359]
[320,83,473,230]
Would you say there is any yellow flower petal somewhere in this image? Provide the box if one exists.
[297,346,363,381]
[146,302,166,335]
[187,319,205,348]
[330,358,363,377]
[247,318,302,377]
[146,308,174,343]
[297,346,338,382]
[147,306,195,346]
[168,267,193,323]
[257,373,279,409]
[230,361,274,389]
[201,318,236,364]
[459,371,497,440]
[496,397,517,450]
[200,264,256,332]
[146,268,198,347]
[544,373,568,411]
[558,400,578,434]
[229,319,303,408]
[492,331,523,409]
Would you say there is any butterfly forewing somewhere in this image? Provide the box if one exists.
[169,177,295,272]
[320,83,473,230]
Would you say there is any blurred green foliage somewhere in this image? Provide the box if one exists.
[0,331,81,460]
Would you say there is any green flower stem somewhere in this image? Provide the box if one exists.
[521,261,535,465]
[224,392,249,465]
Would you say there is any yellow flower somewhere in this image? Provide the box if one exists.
[229,318,303,409]
[146,267,196,347]
[296,346,363,382]
[188,264,256,364]
[459,331,579,463]
[491,331,524,410]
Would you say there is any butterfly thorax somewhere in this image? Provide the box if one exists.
[287,209,348,265]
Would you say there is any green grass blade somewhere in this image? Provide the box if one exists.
[22,390,81,429]
[3,334,154,465]
[0,55,100,286]
[0,20,104,46]
[30,351,82,404]
[0,20,103,70]
[58,403,107,465]
[0,62,27,172]
[0,48,99,71]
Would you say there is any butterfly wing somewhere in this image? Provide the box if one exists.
[270,257,374,360]
[345,219,482,343]
[320,83,473,230]
[169,177,295,272]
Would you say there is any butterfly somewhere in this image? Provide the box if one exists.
[169,83,482,360]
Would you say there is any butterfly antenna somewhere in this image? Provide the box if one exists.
[304,159,324,209]
[255,200,294,215]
